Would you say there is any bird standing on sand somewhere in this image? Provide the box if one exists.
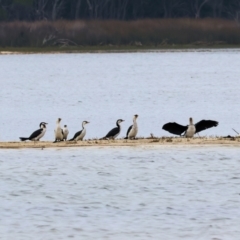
[63,125,69,141]
[19,122,47,141]
[101,119,124,140]
[54,118,63,142]
[162,117,219,137]
[69,121,89,141]
[125,114,138,139]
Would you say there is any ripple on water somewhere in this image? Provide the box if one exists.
[1,146,240,239]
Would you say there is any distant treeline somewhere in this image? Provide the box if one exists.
[1,19,240,47]
[0,0,240,21]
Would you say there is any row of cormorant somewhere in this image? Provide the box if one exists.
[19,115,219,142]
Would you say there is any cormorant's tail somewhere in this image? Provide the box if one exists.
[124,137,128,139]
[19,137,29,141]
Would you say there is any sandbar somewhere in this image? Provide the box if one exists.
[0,137,239,149]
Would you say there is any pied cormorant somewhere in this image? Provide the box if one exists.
[125,114,138,139]
[63,125,69,141]
[54,118,63,143]
[19,122,47,141]
[101,119,124,139]
[162,117,218,137]
[69,121,89,141]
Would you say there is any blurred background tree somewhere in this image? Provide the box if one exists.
[0,0,240,22]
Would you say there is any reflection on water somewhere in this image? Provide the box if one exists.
[1,146,240,239]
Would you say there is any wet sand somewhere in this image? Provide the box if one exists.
[0,137,239,149]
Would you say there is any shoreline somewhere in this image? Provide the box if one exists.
[0,137,239,149]
[1,46,240,54]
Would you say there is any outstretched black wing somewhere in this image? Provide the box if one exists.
[29,128,43,140]
[162,122,188,136]
[195,120,218,134]
[105,127,119,138]
[126,125,132,137]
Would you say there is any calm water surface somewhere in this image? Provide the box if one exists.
[1,49,240,140]
[1,146,240,240]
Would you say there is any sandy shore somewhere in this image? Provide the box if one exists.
[0,137,239,149]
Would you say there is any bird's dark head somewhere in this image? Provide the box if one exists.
[117,119,124,125]
[83,121,90,125]
[64,125,67,128]
[57,118,61,123]
[189,117,193,124]
[40,122,48,128]
[134,114,138,119]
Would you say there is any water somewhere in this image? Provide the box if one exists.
[1,146,240,239]
[1,49,240,141]
[1,50,240,239]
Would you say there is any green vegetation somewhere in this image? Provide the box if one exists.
[0,19,240,51]
[1,44,240,54]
